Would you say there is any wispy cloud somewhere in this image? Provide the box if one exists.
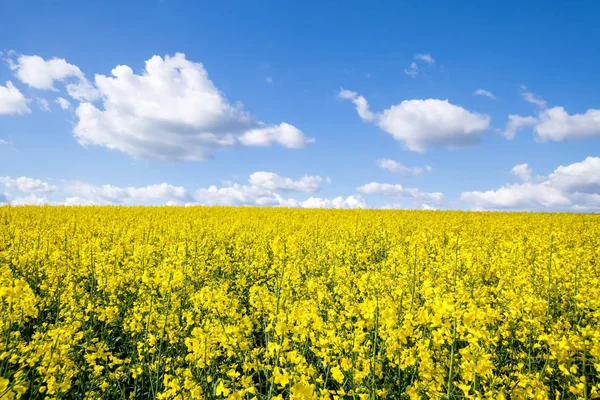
[473,89,496,100]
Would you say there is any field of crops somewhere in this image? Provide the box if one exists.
[0,206,599,399]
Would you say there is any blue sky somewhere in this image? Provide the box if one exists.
[1,0,599,210]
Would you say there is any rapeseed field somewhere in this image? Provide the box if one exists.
[0,206,599,399]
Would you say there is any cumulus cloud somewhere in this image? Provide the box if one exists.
[55,171,343,207]
[535,107,600,141]
[0,176,57,194]
[547,156,600,193]
[340,89,490,151]
[511,163,533,182]
[299,195,365,209]
[473,89,496,100]
[0,81,30,115]
[357,182,443,204]
[10,54,99,101]
[194,172,338,207]
[376,159,432,176]
[248,172,329,192]
[461,157,600,211]
[503,106,600,142]
[56,97,71,110]
[11,194,48,206]
[63,182,191,205]
[73,53,313,161]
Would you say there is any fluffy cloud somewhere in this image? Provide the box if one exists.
[56,97,71,110]
[547,156,600,192]
[535,107,600,141]
[63,182,190,205]
[503,88,600,142]
[340,89,490,151]
[10,54,99,101]
[503,107,600,141]
[511,163,533,182]
[357,182,443,203]
[299,195,365,209]
[376,159,432,176]
[11,194,48,206]
[461,183,569,210]
[0,176,57,194]
[248,172,329,192]
[195,172,336,207]
[473,89,496,100]
[0,81,30,115]
[73,53,313,161]
[461,157,600,211]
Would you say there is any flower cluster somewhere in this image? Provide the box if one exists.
[0,206,599,399]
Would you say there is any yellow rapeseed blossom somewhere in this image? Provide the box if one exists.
[0,205,599,398]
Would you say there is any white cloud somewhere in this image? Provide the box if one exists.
[357,182,443,203]
[535,107,600,141]
[56,97,71,110]
[37,98,50,112]
[461,157,600,211]
[265,76,273,84]
[547,156,600,193]
[195,184,285,206]
[0,176,57,194]
[0,139,8,146]
[521,87,546,108]
[63,181,190,205]
[300,195,365,209]
[473,89,496,100]
[502,114,537,139]
[61,197,102,206]
[376,159,432,176]
[73,53,313,161]
[404,62,419,78]
[11,194,48,205]
[414,53,435,64]
[10,54,99,101]
[404,53,435,78]
[238,123,313,149]
[340,89,490,151]
[248,171,329,192]
[503,106,600,142]
[194,172,341,207]
[338,89,374,121]
[461,182,570,210]
[511,163,533,182]
[0,81,30,115]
